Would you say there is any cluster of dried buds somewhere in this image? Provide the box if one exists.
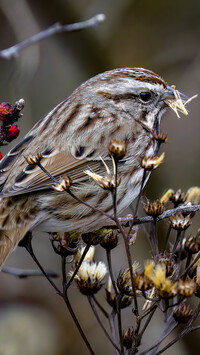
[117,257,199,312]
[0,99,24,158]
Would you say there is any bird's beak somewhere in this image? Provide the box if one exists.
[161,85,197,118]
[162,85,188,102]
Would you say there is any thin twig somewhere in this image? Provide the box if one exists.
[88,295,121,352]
[1,266,58,279]
[106,250,124,354]
[62,256,95,355]
[66,244,90,289]
[0,14,106,59]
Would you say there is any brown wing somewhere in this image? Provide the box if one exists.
[0,143,112,197]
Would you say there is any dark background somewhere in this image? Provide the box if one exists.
[0,0,199,354]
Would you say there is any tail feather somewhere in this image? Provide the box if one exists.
[0,225,30,269]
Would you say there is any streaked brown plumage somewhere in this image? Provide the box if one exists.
[0,67,186,267]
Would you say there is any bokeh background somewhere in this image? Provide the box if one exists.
[0,0,199,354]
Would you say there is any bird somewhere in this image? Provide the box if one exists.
[0,67,189,267]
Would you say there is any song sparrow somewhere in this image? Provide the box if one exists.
[0,67,188,267]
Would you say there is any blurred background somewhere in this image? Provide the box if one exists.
[0,0,199,354]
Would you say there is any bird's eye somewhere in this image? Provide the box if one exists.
[139,91,153,102]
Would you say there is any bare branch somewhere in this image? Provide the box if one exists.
[0,13,106,60]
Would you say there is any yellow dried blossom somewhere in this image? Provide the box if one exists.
[144,260,155,278]
[185,186,200,205]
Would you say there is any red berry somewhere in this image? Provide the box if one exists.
[0,152,2,160]
[4,125,20,142]
[0,102,15,121]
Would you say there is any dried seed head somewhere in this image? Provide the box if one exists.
[50,232,79,257]
[82,231,103,246]
[169,189,186,206]
[105,288,132,309]
[160,189,175,203]
[173,303,193,324]
[178,278,196,297]
[25,152,42,165]
[169,212,191,231]
[52,176,72,191]
[99,229,119,250]
[184,233,200,254]
[134,272,153,291]
[117,263,139,296]
[144,200,165,217]
[108,139,126,159]
[144,261,178,298]
[156,279,178,299]
[74,245,95,264]
[123,328,135,349]
[153,132,168,144]
[84,155,119,190]
[185,186,200,205]
[140,152,165,170]
[158,256,174,277]
[144,260,155,278]
[73,260,107,295]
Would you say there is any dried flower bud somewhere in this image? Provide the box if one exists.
[84,170,119,190]
[161,189,186,205]
[73,260,107,295]
[52,176,72,191]
[184,233,200,254]
[185,186,200,205]
[105,289,132,309]
[160,189,175,203]
[140,152,165,170]
[134,272,153,291]
[25,152,42,165]
[123,328,135,349]
[144,260,155,278]
[74,246,95,264]
[156,279,178,299]
[144,261,178,298]
[99,229,119,250]
[158,256,174,277]
[173,303,193,323]
[82,231,102,246]
[50,232,79,256]
[144,200,164,217]
[108,139,126,159]
[178,278,196,297]
[169,212,191,231]
[153,132,168,144]
[117,263,139,296]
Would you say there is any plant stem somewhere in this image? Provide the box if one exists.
[66,244,90,289]
[62,256,95,355]
[88,295,121,353]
